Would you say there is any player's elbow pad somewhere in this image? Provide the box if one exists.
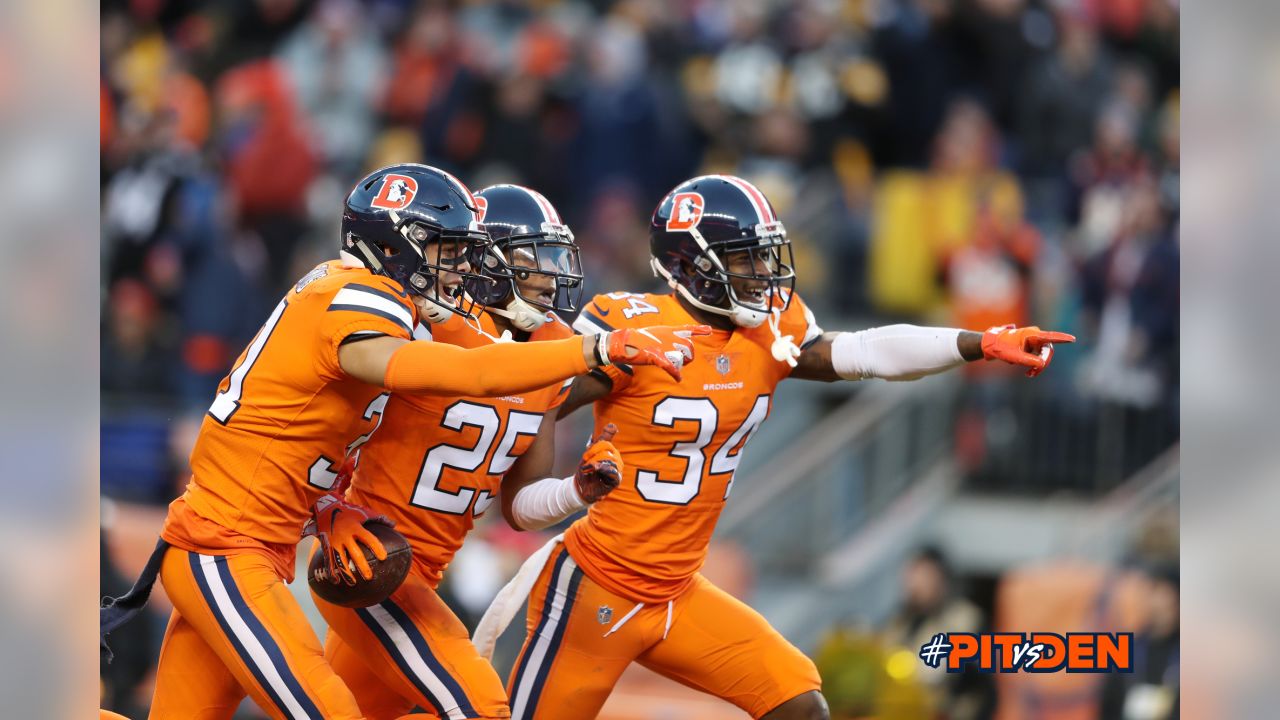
[509,476,585,531]
[830,325,965,381]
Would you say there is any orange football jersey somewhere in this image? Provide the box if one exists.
[162,260,418,573]
[346,310,573,587]
[563,291,822,603]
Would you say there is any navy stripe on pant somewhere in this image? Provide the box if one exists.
[509,549,583,719]
[188,552,324,719]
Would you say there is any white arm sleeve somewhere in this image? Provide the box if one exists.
[510,475,586,530]
[830,325,966,381]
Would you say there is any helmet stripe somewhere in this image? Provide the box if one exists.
[437,168,478,209]
[521,186,561,224]
[715,175,776,224]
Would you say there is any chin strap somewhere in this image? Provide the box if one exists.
[487,297,548,332]
[419,300,454,325]
[423,287,479,325]
[655,257,744,326]
[653,257,798,366]
[463,313,515,344]
[767,307,801,367]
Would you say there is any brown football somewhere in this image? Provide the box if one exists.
[308,522,412,609]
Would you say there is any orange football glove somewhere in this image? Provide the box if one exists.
[600,325,712,381]
[575,423,623,503]
[981,325,1076,377]
[303,491,394,585]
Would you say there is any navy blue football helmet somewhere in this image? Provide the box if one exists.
[649,175,795,328]
[341,163,500,322]
[465,184,583,332]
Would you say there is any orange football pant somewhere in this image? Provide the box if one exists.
[506,545,821,719]
[149,547,365,720]
[314,561,511,720]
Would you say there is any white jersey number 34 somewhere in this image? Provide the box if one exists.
[635,395,770,505]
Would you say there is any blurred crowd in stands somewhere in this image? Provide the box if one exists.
[101,0,1178,504]
[100,0,1179,380]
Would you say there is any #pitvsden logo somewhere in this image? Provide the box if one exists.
[919,632,1133,673]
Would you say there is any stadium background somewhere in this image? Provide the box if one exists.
[98,0,1179,718]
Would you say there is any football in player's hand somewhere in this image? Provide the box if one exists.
[308,522,412,608]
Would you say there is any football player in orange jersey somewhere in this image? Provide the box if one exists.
[100,165,708,720]
[310,184,629,720]
[474,175,1075,720]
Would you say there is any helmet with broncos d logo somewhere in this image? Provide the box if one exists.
[341,163,503,323]
[464,184,583,332]
[649,174,796,329]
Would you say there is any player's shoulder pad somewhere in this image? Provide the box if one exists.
[531,312,574,341]
[293,262,407,302]
[342,275,413,306]
[322,267,417,338]
[573,293,623,335]
[572,291,666,335]
[290,261,340,296]
[777,290,824,349]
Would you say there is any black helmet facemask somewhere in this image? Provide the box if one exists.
[384,209,501,323]
[465,222,583,332]
[653,219,795,329]
[341,163,502,324]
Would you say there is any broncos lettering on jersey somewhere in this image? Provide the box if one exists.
[566,290,822,603]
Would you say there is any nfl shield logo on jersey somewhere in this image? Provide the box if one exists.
[716,354,732,375]
[598,605,613,624]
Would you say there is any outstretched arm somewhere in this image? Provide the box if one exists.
[338,324,710,395]
[790,325,1073,382]
[339,334,592,395]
